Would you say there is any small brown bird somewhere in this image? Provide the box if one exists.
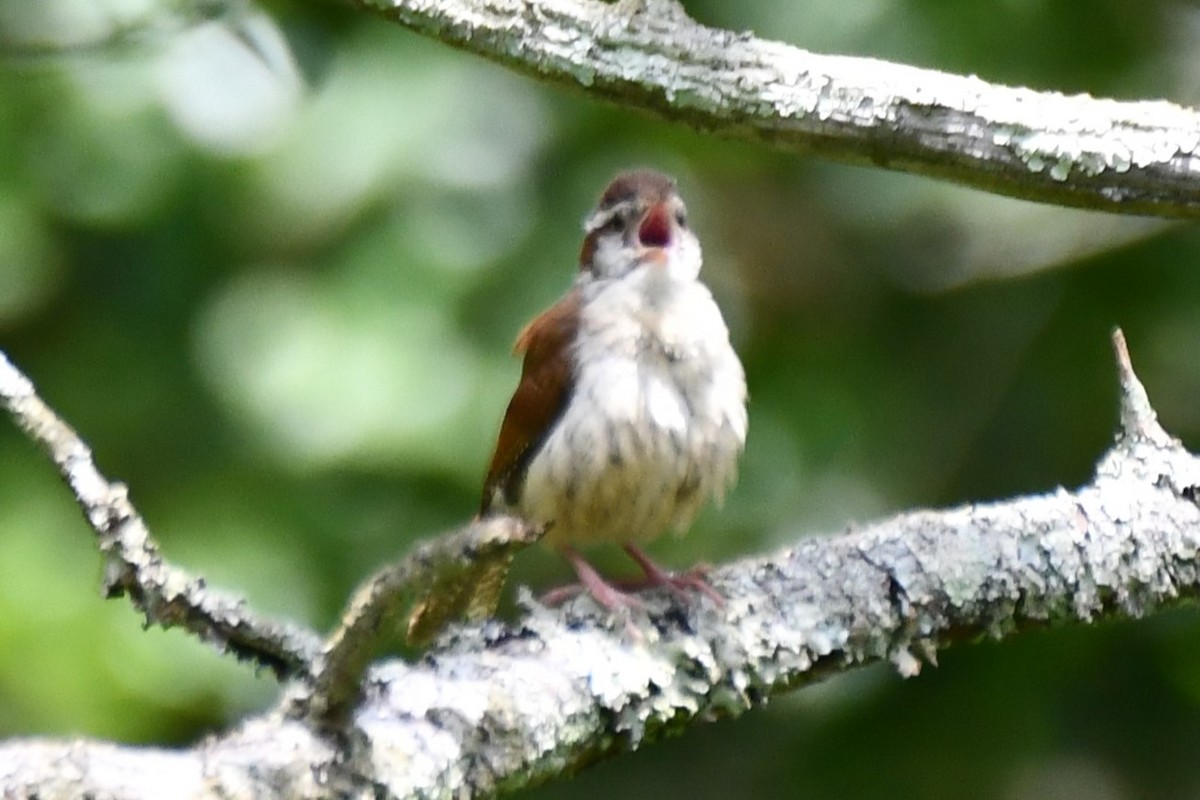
[480,169,748,610]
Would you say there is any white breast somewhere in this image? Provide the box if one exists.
[519,265,747,548]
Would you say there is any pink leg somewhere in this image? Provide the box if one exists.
[543,545,645,611]
[539,582,584,607]
[622,544,724,606]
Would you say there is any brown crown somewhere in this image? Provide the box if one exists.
[596,169,678,211]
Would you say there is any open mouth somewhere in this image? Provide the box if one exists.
[638,202,672,249]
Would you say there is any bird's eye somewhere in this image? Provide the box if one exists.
[593,211,624,235]
[674,208,688,228]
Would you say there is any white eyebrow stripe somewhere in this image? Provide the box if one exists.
[584,201,632,233]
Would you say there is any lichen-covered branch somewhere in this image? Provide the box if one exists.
[302,514,542,731]
[3,330,1200,798]
[0,351,322,678]
[349,0,1200,219]
[0,351,542,696]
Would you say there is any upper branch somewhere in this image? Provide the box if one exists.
[354,0,1200,218]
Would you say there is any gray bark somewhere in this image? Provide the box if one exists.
[0,351,322,678]
[2,331,1200,798]
[354,0,1200,218]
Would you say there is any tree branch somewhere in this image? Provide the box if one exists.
[4,329,1200,797]
[0,351,322,678]
[0,351,544,696]
[303,514,542,732]
[349,0,1200,219]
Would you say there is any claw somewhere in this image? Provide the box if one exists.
[544,543,722,624]
[622,544,724,606]
[551,545,647,611]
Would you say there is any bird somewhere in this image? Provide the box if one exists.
[479,169,748,611]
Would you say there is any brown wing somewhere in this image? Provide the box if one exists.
[480,288,581,515]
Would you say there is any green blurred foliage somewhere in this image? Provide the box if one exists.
[3,0,1200,796]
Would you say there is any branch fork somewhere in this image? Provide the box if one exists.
[3,329,1200,797]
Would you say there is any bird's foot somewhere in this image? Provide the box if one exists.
[543,545,647,611]
[622,544,724,606]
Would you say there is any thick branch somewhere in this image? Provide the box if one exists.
[351,0,1200,218]
[3,331,1200,797]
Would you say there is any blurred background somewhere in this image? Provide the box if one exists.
[2,0,1200,797]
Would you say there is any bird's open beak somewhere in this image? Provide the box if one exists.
[637,202,673,250]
